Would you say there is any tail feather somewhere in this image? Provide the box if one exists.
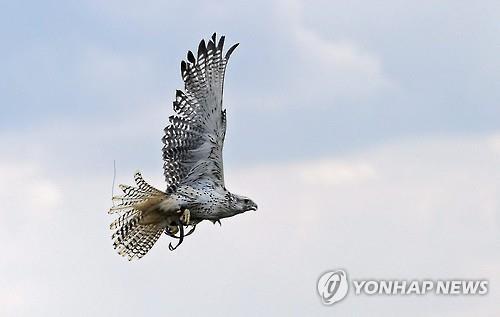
[109,171,167,260]
[109,209,139,230]
[126,225,163,260]
[115,224,164,260]
[109,171,164,214]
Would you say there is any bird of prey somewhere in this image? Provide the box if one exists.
[108,34,258,260]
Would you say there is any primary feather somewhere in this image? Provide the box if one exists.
[162,34,238,191]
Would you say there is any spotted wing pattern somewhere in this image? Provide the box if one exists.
[162,33,238,192]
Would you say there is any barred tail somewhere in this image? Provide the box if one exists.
[109,171,166,260]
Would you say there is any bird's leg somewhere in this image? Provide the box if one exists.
[179,208,190,226]
[166,208,196,250]
[168,220,184,251]
[184,225,196,236]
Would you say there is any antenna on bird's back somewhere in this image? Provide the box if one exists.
[111,160,117,207]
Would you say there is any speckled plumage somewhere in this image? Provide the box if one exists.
[109,34,257,260]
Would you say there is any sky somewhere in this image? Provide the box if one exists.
[1,0,499,316]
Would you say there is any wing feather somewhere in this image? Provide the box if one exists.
[162,34,238,191]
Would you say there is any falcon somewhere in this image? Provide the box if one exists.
[109,33,257,260]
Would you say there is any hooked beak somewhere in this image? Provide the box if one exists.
[249,202,258,211]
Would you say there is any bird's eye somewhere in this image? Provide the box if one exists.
[243,199,249,203]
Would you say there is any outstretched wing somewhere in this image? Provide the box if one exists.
[162,33,238,192]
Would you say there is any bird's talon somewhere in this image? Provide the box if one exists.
[168,223,185,251]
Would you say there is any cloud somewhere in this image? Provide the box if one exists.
[272,0,394,102]
[83,0,393,110]
[0,160,62,217]
[77,46,168,111]
[297,159,377,185]
[2,0,499,315]
[0,159,64,316]
[225,133,500,315]
[487,133,500,154]
[2,131,499,316]
[84,0,234,32]
[292,26,393,99]
[237,159,377,187]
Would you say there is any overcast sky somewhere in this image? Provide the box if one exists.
[1,0,499,316]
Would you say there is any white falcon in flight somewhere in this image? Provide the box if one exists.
[109,33,257,260]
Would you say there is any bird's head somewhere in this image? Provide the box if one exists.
[229,193,258,213]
